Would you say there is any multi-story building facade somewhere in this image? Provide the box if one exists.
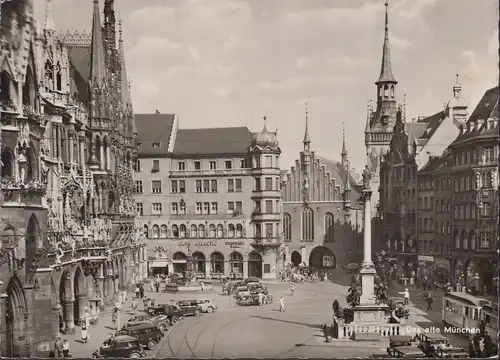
[280,115,363,269]
[0,0,145,356]
[379,77,467,282]
[135,116,283,279]
[445,86,498,295]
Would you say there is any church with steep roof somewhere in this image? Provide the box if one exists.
[280,106,363,270]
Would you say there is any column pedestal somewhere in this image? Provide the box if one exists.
[63,300,76,335]
[243,260,248,279]
[105,277,114,306]
[74,294,87,326]
[204,261,211,279]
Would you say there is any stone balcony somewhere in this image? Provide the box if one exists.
[0,177,47,206]
[169,168,252,178]
[251,236,281,248]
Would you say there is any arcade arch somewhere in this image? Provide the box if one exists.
[291,251,302,267]
[4,276,29,357]
[309,246,336,269]
[248,251,262,278]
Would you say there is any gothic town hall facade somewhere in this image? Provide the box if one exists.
[0,0,146,356]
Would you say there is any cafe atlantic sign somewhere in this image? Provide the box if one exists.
[177,240,245,249]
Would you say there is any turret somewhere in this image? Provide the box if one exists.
[43,0,55,35]
[447,73,468,125]
[376,1,397,104]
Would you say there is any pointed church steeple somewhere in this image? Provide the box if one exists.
[90,0,107,89]
[376,1,397,85]
[341,122,348,167]
[43,0,55,33]
[303,102,311,152]
[118,21,136,135]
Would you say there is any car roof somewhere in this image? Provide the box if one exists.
[114,335,138,342]
[124,322,157,330]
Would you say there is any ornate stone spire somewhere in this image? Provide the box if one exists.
[341,122,348,167]
[376,1,397,85]
[303,102,311,146]
[118,21,136,135]
[90,0,107,89]
[453,73,462,98]
[43,0,55,32]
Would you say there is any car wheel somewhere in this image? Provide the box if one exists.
[158,324,166,332]
[130,352,141,358]
[171,316,179,324]
[195,309,201,316]
[147,340,157,350]
[206,307,214,313]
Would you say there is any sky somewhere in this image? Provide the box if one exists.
[36,0,498,174]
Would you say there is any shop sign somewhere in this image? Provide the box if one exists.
[226,241,244,248]
[178,240,245,248]
[418,255,434,262]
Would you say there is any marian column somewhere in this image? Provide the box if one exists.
[359,165,377,305]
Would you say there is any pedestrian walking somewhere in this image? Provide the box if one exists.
[279,296,285,312]
[200,281,204,292]
[258,292,264,306]
[425,294,433,310]
[139,285,144,298]
[131,298,138,312]
[84,306,90,327]
[54,336,64,358]
[155,282,160,293]
[135,284,140,298]
[399,288,410,305]
[468,339,475,358]
[150,280,155,292]
[112,307,119,329]
[484,331,493,357]
[291,283,295,296]
[62,339,71,357]
[81,324,88,343]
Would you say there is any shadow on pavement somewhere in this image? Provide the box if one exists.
[250,315,322,329]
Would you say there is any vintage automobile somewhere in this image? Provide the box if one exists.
[418,332,449,356]
[191,299,218,313]
[116,323,164,350]
[389,346,426,358]
[388,297,405,309]
[147,304,183,324]
[436,346,469,358]
[176,301,203,316]
[395,305,410,319]
[126,314,171,333]
[244,278,262,284]
[388,335,414,350]
[92,335,147,358]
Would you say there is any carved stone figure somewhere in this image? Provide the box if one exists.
[362,165,372,190]
[56,242,64,264]
[18,149,27,184]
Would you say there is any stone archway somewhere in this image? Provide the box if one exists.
[5,276,29,357]
[309,246,336,269]
[25,214,40,284]
[73,267,86,326]
[291,251,302,267]
[248,251,262,278]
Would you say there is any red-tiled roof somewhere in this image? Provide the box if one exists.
[135,113,176,155]
[173,127,253,156]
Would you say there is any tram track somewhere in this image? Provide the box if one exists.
[210,316,252,357]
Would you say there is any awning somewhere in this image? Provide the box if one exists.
[150,261,168,267]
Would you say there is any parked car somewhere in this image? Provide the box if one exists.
[92,335,147,358]
[244,278,261,284]
[387,335,415,354]
[189,299,218,313]
[126,314,171,333]
[418,333,448,357]
[116,323,164,350]
[176,300,203,316]
[147,304,183,324]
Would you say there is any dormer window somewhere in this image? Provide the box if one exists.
[152,142,160,149]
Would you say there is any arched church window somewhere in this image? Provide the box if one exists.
[23,67,35,107]
[384,85,389,97]
[56,62,62,91]
[44,60,53,90]
[0,71,11,102]
[283,213,291,241]
[324,212,334,242]
[390,85,394,98]
[1,148,14,178]
[301,207,314,240]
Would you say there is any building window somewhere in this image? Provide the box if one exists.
[301,207,314,240]
[195,180,202,192]
[435,200,439,212]
[265,177,273,191]
[198,224,205,238]
[418,218,422,231]
[203,202,210,215]
[447,200,451,212]
[211,202,218,214]
[217,224,224,238]
[265,223,273,238]
[227,179,235,192]
[441,222,445,235]
[441,200,444,212]
[209,224,216,238]
[179,180,186,193]
[152,180,162,194]
[179,224,186,238]
[283,213,291,241]
[160,225,167,238]
[255,223,262,238]
[179,201,186,214]
[152,142,160,149]
[135,181,143,194]
[194,161,201,170]
[235,201,242,215]
[228,224,235,238]
[136,203,143,215]
[191,224,198,238]
[171,203,178,214]
[254,200,261,214]
[225,160,232,169]
[203,180,210,193]
[265,200,273,214]
[254,156,260,168]
[255,178,261,191]
[196,202,202,215]
[209,161,216,169]
[211,252,224,274]
[152,159,159,172]
[171,180,178,193]
[178,162,185,171]
[265,156,272,168]
[143,225,148,238]
[235,179,242,192]
[236,224,243,238]
[447,222,451,234]
[229,252,243,274]
[324,212,334,242]
[210,180,217,192]
[240,160,246,168]
[152,203,162,215]
[172,225,179,238]
[133,159,141,172]
[152,225,159,239]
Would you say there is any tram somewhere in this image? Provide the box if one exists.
[481,302,498,346]
[442,292,489,331]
